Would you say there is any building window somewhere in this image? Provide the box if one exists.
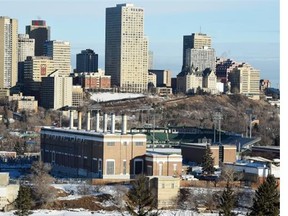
[173,164,177,172]
[98,159,102,172]
[147,165,152,176]
[123,160,127,175]
[162,183,165,189]
[171,183,175,189]
[135,142,143,146]
[134,159,143,175]
[106,160,115,175]
[107,142,115,146]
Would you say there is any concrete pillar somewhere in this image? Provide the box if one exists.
[103,113,108,133]
[86,111,91,131]
[77,111,82,130]
[121,114,127,135]
[95,110,100,132]
[69,110,74,129]
[111,113,115,133]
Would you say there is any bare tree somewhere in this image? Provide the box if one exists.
[29,161,56,208]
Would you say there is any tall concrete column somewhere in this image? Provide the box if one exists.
[95,110,100,132]
[121,114,127,135]
[69,110,74,129]
[77,111,82,130]
[103,113,108,133]
[86,111,91,131]
[111,113,115,133]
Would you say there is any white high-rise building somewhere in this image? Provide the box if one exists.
[18,34,35,62]
[0,16,18,89]
[18,34,35,83]
[44,40,71,76]
[41,70,72,110]
[105,3,148,92]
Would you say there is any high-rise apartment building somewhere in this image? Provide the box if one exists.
[23,56,55,99]
[185,47,216,72]
[18,34,35,84]
[0,16,18,89]
[44,40,71,76]
[105,3,148,92]
[41,70,72,110]
[183,33,211,67]
[76,49,98,73]
[148,51,153,69]
[26,20,50,56]
[229,63,260,98]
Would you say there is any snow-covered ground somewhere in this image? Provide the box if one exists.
[90,92,145,102]
[0,209,246,216]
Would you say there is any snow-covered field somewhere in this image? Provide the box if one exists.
[90,92,146,102]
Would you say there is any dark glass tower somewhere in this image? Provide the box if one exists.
[76,49,98,72]
[26,20,50,56]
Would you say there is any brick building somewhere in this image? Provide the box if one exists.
[41,113,146,179]
[181,143,236,167]
[73,70,111,90]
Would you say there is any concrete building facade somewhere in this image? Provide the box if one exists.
[44,40,71,76]
[26,20,50,56]
[0,16,18,89]
[147,72,157,88]
[229,63,260,98]
[18,34,35,84]
[177,67,203,94]
[148,69,171,87]
[202,69,217,94]
[0,173,19,212]
[149,176,180,209]
[72,85,84,107]
[7,93,38,112]
[105,3,148,92]
[40,70,72,110]
[23,56,55,99]
[182,33,212,67]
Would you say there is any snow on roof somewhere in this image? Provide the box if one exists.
[90,92,145,102]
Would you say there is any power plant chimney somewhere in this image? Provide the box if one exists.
[86,111,91,131]
[77,111,82,130]
[95,110,100,132]
[103,113,108,133]
[121,114,127,135]
[69,110,74,129]
[111,113,115,133]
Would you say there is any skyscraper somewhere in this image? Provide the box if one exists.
[44,40,71,76]
[105,3,148,92]
[0,16,18,89]
[76,49,98,73]
[182,33,211,67]
[26,20,50,56]
[18,34,35,84]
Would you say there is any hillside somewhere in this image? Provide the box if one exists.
[94,94,279,146]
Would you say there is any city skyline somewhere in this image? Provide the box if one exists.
[0,0,280,87]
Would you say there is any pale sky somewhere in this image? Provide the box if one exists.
[0,0,280,87]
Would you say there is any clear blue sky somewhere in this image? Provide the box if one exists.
[0,0,280,87]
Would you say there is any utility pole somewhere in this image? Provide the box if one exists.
[246,108,253,138]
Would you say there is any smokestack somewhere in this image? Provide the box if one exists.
[111,113,115,133]
[77,111,82,130]
[121,114,127,135]
[103,113,108,133]
[69,110,74,129]
[95,110,100,132]
[86,111,91,131]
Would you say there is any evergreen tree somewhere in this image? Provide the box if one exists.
[14,185,32,216]
[218,182,236,216]
[126,174,158,216]
[202,145,215,175]
[249,175,280,216]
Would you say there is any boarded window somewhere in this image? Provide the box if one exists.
[107,160,115,175]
